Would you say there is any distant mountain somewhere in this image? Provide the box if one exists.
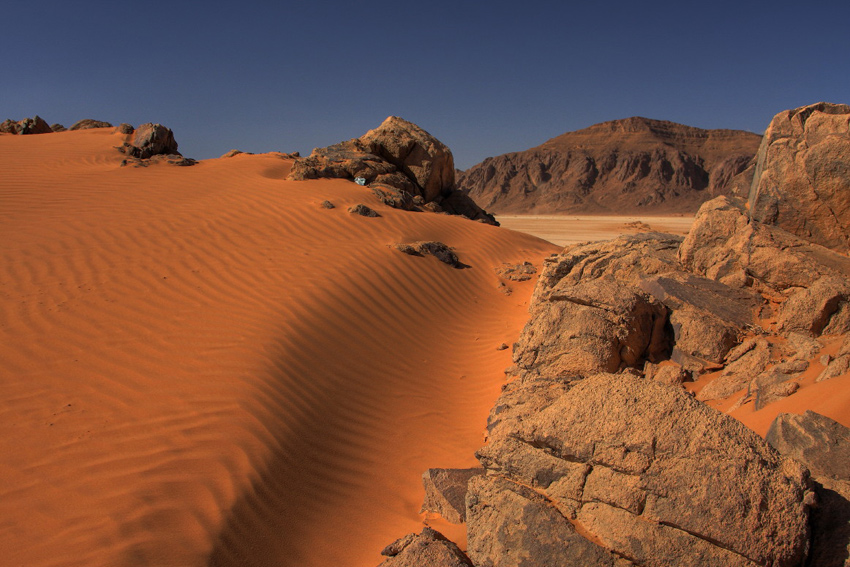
[457,117,762,214]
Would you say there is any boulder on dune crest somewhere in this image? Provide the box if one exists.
[1,115,52,135]
[288,116,498,224]
[116,123,181,159]
[69,119,113,130]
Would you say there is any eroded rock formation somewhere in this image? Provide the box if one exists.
[748,102,850,253]
[289,116,498,224]
[457,117,761,214]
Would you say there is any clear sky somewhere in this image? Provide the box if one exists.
[3,0,849,169]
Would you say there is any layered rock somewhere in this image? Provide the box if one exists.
[457,117,761,214]
[289,116,497,224]
[748,102,850,253]
[473,373,812,567]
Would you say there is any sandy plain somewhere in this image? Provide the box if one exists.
[1,128,848,567]
[495,214,694,247]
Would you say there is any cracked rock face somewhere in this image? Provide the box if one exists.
[473,373,813,567]
[748,102,850,254]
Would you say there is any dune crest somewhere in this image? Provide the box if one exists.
[0,128,557,567]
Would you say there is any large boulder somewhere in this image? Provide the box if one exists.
[378,527,473,567]
[359,116,454,202]
[288,117,497,224]
[680,195,850,291]
[119,123,180,159]
[475,373,814,567]
[767,411,850,567]
[748,102,850,253]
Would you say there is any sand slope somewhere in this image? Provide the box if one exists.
[0,130,558,567]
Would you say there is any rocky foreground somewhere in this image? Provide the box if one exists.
[381,104,850,566]
[457,116,761,214]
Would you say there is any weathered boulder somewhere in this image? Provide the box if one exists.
[778,276,850,335]
[767,411,850,567]
[697,338,771,402]
[748,102,850,253]
[475,373,813,567]
[680,195,850,292]
[466,474,617,567]
[378,527,472,567]
[118,123,180,159]
[766,410,850,481]
[116,123,134,134]
[288,117,498,224]
[69,119,113,130]
[50,123,66,132]
[639,274,761,365]
[420,468,483,523]
[1,116,53,135]
[360,116,454,203]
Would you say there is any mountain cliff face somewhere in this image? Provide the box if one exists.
[457,117,762,214]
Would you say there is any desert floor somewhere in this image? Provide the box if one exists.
[496,214,694,247]
[2,129,848,567]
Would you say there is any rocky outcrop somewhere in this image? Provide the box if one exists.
[116,123,181,159]
[457,117,761,214]
[69,119,113,130]
[475,373,813,567]
[513,233,761,379]
[767,411,850,567]
[0,115,52,135]
[378,527,473,567]
[420,468,483,523]
[748,102,850,253]
[288,116,498,225]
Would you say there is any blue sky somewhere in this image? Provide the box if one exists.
[3,0,848,169]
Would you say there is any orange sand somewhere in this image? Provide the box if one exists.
[0,129,558,567]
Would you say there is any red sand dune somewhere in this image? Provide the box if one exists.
[0,129,558,567]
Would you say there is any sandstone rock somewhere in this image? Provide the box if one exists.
[116,123,134,134]
[319,200,335,209]
[640,274,761,364]
[50,123,66,132]
[466,474,616,567]
[419,468,483,523]
[118,123,180,159]
[495,261,537,282]
[348,203,379,217]
[778,276,850,335]
[697,338,771,402]
[766,410,850,480]
[5,115,53,135]
[643,361,690,385]
[818,353,850,382]
[69,119,113,130]
[786,331,822,360]
[221,149,243,158]
[360,116,454,203]
[288,117,498,225]
[680,196,850,291]
[513,278,671,377]
[477,373,813,567]
[457,117,761,215]
[378,527,472,567]
[748,102,850,253]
